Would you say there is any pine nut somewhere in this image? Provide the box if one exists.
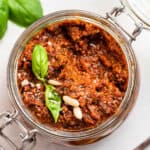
[48,79,62,86]
[73,107,82,120]
[63,96,79,107]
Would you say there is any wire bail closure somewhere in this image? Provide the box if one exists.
[0,110,37,150]
[106,5,143,43]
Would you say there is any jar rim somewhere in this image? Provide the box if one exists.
[7,9,137,141]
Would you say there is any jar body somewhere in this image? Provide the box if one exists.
[7,10,139,145]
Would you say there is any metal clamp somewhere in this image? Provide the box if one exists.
[0,110,37,150]
[105,5,143,43]
[134,137,150,150]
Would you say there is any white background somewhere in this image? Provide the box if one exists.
[0,0,150,150]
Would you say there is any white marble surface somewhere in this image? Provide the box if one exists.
[0,0,150,149]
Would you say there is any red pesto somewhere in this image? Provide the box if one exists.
[17,19,128,131]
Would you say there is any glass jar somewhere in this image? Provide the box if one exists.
[1,0,149,148]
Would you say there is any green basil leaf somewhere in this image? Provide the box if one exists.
[45,85,61,123]
[8,0,43,27]
[0,0,8,39]
[32,45,48,82]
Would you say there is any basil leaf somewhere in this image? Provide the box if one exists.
[8,0,43,27]
[32,45,48,82]
[0,0,8,39]
[45,85,61,123]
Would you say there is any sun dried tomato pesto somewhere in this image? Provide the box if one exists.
[17,20,128,131]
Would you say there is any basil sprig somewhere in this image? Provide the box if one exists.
[45,85,61,123]
[8,0,43,27]
[0,0,8,39]
[32,45,48,82]
[32,45,62,123]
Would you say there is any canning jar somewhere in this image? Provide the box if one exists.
[1,0,150,149]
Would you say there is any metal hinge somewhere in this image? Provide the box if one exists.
[0,110,37,150]
[105,5,143,43]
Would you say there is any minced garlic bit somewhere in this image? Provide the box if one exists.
[17,73,21,78]
[93,79,97,83]
[90,43,97,48]
[30,82,35,88]
[36,83,41,89]
[21,79,29,87]
[47,41,52,46]
[23,57,26,62]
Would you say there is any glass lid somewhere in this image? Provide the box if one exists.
[121,0,150,29]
